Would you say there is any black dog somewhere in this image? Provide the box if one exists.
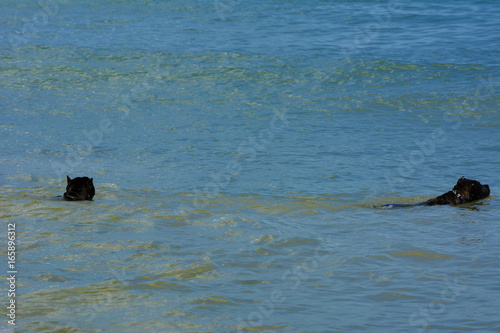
[64,176,95,201]
[381,177,490,209]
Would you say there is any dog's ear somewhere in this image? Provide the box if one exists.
[90,178,93,184]
[66,175,71,184]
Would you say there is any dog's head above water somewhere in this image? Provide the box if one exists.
[424,176,490,206]
[381,177,491,208]
[64,176,95,201]
[452,176,490,203]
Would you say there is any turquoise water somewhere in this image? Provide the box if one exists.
[1,1,499,332]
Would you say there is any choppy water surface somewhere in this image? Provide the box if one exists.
[1,1,499,332]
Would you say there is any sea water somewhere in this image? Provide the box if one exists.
[1,0,499,332]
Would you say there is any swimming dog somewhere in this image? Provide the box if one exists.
[63,176,95,201]
[380,177,490,209]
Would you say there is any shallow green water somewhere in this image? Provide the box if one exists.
[1,0,499,332]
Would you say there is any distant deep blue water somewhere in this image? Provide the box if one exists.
[1,1,499,332]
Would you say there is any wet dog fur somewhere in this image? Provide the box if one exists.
[381,177,490,209]
[64,176,95,201]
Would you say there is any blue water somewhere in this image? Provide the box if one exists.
[1,1,499,332]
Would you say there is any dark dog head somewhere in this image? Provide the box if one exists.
[64,176,95,201]
[452,176,490,203]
